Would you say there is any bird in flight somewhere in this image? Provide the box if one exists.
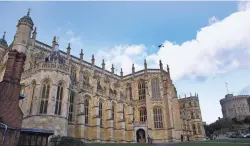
[158,44,164,48]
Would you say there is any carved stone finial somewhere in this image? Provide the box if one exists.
[111,64,115,73]
[144,59,147,69]
[159,60,163,70]
[120,68,123,77]
[91,54,95,65]
[80,49,83,55]
[102,59,105,69]
[2,31,6,39]
[67,43,71,49]
[27,8,31,16]
[53,36,56,43]
[33,27,37,33]
[132,63,135,73]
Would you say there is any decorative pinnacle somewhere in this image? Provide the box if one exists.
[53,36,56,42]
[80,49,84,56]
[67,43,71,50]
[2,31,6,39]
[33,27,37,33]
[27,8,31,16]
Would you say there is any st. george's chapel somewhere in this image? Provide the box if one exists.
[0,10,205,143]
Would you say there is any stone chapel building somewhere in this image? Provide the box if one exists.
[0,10,205,143]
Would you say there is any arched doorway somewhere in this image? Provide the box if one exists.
[136,129,146,143]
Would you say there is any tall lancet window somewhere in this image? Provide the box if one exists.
[198,123,202,134]
[153,107,163,128]
[99,101,103,127]
[151,78,161,98]
[126,85,133,100]
[111,102,115,120]
[193,124,197,135]
[55,82,64,115]
[29,81,36,115]
[39,79,50,114]
[68,92,74,122]
[129,86,133,100]
[138,80,146,100]
[84,97,89,124]
[71,69,77,83]
[123,105,126,121]
[139,107,147,122]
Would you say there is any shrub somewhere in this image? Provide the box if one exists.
[50,136,86,146]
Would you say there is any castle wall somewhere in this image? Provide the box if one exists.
[220,94,250,120]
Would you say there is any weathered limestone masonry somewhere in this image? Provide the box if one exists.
[0,10,206,143]
[220,94,250,121]
[178,95,205,141]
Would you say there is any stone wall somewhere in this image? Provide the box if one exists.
[0,23,207,143]
[179,96,205,140]
[220,94,250,120]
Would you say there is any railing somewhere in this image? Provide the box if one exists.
[22,62,70,79]
[0,122,20,146]
[0,122,7,146]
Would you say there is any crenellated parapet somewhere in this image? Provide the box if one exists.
[219,94,250,120]
[34,40,170,81]
[21,61,70,79]
[220,94,250,105]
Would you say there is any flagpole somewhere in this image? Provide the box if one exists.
[225,82,229,94]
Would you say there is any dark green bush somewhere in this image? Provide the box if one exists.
[50,136,86,146]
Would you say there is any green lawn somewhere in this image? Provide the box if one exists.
[86,140,250,146]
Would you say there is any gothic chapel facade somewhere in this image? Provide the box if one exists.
[0,11,205,143]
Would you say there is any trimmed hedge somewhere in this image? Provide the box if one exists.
[50,136,86,146]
